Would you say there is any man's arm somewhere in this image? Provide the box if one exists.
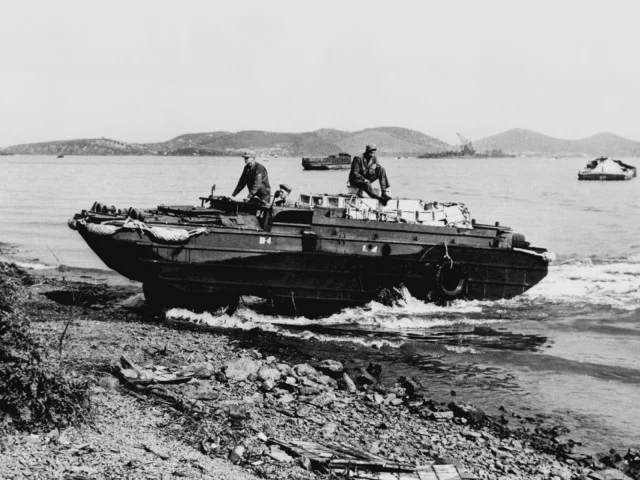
[232,168,247,197]
[350,156,368,184]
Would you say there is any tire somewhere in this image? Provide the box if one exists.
[435,262,467,300]
[511,233,528,248]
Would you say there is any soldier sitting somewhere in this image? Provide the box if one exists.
[348,144,391,206]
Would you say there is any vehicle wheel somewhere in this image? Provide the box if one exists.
[435,262,467,300]
[511,233,528,248]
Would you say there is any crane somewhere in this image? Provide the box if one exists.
[456,132,476,156]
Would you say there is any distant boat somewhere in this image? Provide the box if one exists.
[578,157,636,181]
[57,154,64,158]
[302,153,351,170]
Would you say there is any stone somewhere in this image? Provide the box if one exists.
[257,366,282,382]
[261,378,276,392]
[224,357,262,381]
[296,405,313,418]
[356,369,377,386]
[96,375,120,391]
[366,362,382,377]
[448,402,485,425]
[268,445,293,463]
[398,376,422,396]
[313,374,338,388]
[339,373,357,393]
[278,394,295,404]
[294,363,318,377]
[429,411,454,422]
[321,422,337,436]
[316,359,344,378]
[310,391,337,407]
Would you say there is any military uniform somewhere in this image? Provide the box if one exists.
[348,145,390,202]
[232,156,271,205]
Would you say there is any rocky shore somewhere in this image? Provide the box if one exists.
[1,263,638,480]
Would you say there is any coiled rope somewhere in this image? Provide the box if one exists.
[75,217,208,243]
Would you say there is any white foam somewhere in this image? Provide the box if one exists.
[165,307,405,349]
[522,259,640,311]
[12,261,56,270]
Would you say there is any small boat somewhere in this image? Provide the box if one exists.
[68,187,553,317]
[302,153,351,170]
[578,157,636,181]
[57,154,64,158]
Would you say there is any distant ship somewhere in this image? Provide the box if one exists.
[419,133,515,159]
[578,157,636,181]
[302,152,352,170]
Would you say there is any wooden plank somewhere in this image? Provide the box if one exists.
[432,464,462,480]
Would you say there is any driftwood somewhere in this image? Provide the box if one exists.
[119,355,193,385]
[269,438,464,479]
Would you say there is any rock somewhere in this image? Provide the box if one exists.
[257,432,268,442]
[316,359,344,378]
[321,422,337,436]
[294,363,318,377]
[97,375,120,391]
[296,405,313,418]
[285,376,297,385]
[356,368,377,386]
[366,362,382,377]
[588,469,633,480]
[398,376,422,396]
[276,363,293,376]
[339,372,357,393]
[310,391,337,407]
[229,445,245,464]
[261,378,276,392]
[313,374,338,388]
[278,394,295,404]
[390,397,403,406]
[224,357,262,381]
[298,386,322,396]
[428,411,454,422]
[373,393,384,404]
[257,366,282,382]
[448,402,485,425]
[268,445,293,463]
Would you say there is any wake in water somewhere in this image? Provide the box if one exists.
[165,255,640,350]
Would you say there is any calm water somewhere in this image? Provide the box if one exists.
[1,155,639,453]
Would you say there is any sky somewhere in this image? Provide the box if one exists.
[2,0,640,146]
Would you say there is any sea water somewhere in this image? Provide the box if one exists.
[1,154,639,453]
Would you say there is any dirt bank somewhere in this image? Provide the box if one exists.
[1,263,638,480]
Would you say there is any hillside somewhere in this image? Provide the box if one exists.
[0,127,450,157]
[3,127,640,157]
[475,128,640,157]
[1,138,151,156]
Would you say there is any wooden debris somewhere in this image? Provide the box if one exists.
[119,355,193,385]
[268,438,464,479]
[142,443,170,460]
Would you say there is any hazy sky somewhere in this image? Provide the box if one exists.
[2,0,639,146]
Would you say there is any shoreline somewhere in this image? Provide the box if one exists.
[1,262,638,479]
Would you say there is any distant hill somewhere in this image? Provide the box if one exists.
[145,127,449,157]
[3,127,640,157]
[0,127,450,157]
[475,128,640,157]
[2,138,151,156]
